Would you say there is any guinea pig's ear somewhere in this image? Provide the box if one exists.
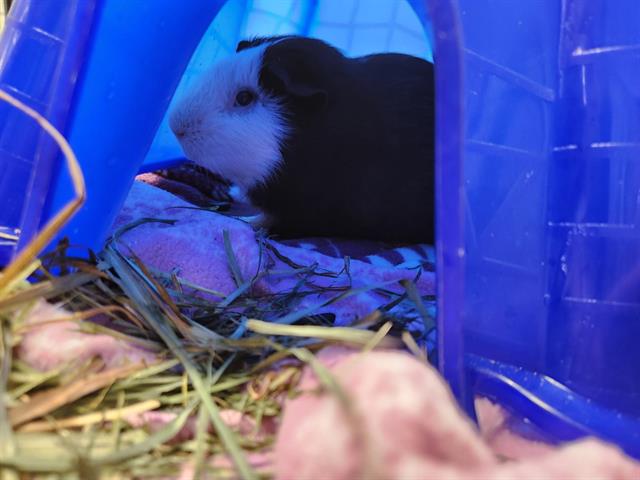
[260,61,329,111]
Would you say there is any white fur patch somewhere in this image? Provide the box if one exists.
[169,44,289,190]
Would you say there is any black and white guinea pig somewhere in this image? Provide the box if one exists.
[169,35,434,244]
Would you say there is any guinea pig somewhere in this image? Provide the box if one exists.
[169,35,434,244]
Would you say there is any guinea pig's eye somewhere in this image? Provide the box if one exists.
[234,89,256,107]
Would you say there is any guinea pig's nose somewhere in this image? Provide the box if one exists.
[170,115,202,141]
[169,113,189,139]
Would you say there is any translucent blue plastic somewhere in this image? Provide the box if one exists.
[431,0,640,459]
[0,0,100,264]
[1,0,639,460]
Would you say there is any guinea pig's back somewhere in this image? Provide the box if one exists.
[342,53,436,241]
[351,53,434,152]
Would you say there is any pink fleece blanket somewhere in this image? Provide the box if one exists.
[15,175,640,479]
[113,180,436,327]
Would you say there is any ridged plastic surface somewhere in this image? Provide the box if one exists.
[431,0,640,459]
[0,0,99,264]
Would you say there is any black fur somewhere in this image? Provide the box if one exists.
[239,36,434,244]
